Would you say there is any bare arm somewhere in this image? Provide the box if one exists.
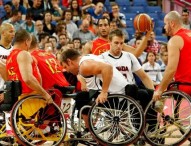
[123,30,152,57]
[135,69,154,90]
[153,36,182,100]
[17,51,53,103]
[80,60,113,103]
[83,41,92,55]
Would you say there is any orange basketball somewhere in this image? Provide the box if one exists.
[133,13,152,32]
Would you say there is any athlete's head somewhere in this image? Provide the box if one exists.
[97,17,110,38]
[164,11,182,36]
[0,23,15,43]
[14,29,32,51]
[60,49,81,75]
[29,35,38,50]
[109,29,125,56]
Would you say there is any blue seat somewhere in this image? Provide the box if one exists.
[126,28,135,40]
[155,27,163,36]
[156,20,164,28]
[148,13,159,21]
[155,35,168,42]
[126,20,134,27]
[120,6,129,13]
[128,6,145,14]
[132,0,148,6]
[145,6,162,13]
[116,0,131,6]
[125,13,136,21]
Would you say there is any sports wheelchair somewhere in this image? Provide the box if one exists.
[144,82,191,146]
[0,81,145,146]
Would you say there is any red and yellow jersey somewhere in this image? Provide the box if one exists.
[6,49,41,94]
[92,38,110,55]
[174,28,191,94]
[31,49,69,90]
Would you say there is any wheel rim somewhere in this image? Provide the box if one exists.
[89,94,144,145]
[144,90,191,146]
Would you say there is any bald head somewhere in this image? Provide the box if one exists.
[81,19,90,32]
[0,23,14,35]
[165,11,183,26]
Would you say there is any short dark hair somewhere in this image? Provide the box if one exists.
[14,29,31,43]
[39,32,49,42]
[109,29,124,41]
[97,17,110,26]
[73,37,81,43]
[49,36,57,42]
[61,49,80,63]
[182,8,189,14]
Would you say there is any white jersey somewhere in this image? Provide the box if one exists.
[0,45,13,89]
[99,51,141,84]
[79,54,128,94]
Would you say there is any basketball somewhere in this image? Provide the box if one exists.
[133,13,152,32]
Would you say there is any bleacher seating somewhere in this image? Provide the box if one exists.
[145,6,162,13]
[126,28,135,40]
[148,13,159,21]
[155,27,163,36]
[156,20,164,28]
[126,20,134,28]
[115,0,131,6]
[132,0,148,6]
[125,13,137,21]
[155,35,168,42]
[128,6,145,14]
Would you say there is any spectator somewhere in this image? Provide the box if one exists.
[44,41,54,54]
[63,9,78,37]
[83,12,97,34]
[21,11,35,34]
[57,33,68,49]
[3,9,21,31]
[43,10,56,35]
[142,51,163,87]
[49,0,64,22]
[1,1,12,22]
[69,0,82,26]
[53,21,72,42]
[110,20,118,31]
[38,32,50,49]
[181,8,191,29]
[82,2,104,25]
[160,51,168,75]
[145,31,161,54]
[110,2,129,41]
[12,0,26,20]
[73,37,82,53]
[27,0,44,21]
[48,36,58,53]
[102,11,110,20]
[61,0,83,9]
[128,30,144,46]
[73,19,95,44]
[34,20,44,41]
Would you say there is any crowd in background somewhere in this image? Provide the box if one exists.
[0,0,190,87]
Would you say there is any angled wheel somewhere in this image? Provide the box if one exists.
[10,95,67,146]
[144,90,191,146]
[88,94,145,146]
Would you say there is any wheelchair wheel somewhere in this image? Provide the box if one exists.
[88,94,145,146]
[144,90,191,146]
[10,95,67,146]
